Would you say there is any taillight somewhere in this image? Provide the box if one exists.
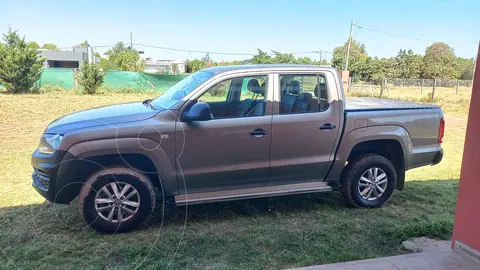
[438,117,445,144]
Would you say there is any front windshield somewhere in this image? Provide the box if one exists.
[150,70,214,109]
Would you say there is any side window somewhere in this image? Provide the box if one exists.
[279,74,329,114]
[198,75,268,119]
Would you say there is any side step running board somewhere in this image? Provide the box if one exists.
[175,181,333,206]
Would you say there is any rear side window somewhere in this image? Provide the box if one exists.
[279,74,328,114]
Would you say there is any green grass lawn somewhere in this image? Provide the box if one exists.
[0,91,467,269]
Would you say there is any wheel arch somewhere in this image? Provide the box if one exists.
[346,139,405,190]
[328,125,411,190]
[54,138,177,204]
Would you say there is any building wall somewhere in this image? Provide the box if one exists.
[144,60,186,74]
[39,50,86,69]
[452,44,480,252]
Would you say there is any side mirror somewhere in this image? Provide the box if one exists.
[183,102,212,122]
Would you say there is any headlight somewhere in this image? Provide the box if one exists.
[37,134,64,155]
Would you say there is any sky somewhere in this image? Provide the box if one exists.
[1,0,479,62]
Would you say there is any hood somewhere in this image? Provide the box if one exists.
[46,101,161,134]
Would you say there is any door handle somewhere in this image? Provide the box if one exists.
[250,129,268,137]
[319,123,336,130]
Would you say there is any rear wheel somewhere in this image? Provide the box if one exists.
[341,154,397,208]
[79,167,156,233]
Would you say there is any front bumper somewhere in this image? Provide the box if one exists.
[31,150,84,204]
[432,148,444,165]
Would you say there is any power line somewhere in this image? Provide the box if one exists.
[134,43,334,57]
[353,26,361,40]
[57,43,128,50]
[133,43,255,56]
[377,0,450,20]
[354,24,477,45]
[290,50,333,55]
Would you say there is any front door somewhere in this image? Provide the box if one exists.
[270,73,341,183]
[176,74,273,192]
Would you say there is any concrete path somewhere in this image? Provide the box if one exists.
[292,250,480,270]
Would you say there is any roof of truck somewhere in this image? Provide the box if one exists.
[345,97,440,112]
[203,64,337,74]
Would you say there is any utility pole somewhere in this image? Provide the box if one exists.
[130,32,133,50]
[345,20,354,71]
[319,50,323,64]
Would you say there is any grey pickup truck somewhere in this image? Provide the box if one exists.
[32,65,444,233]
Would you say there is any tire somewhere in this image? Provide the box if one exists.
[79,166,156,233]
[340,154,397,208]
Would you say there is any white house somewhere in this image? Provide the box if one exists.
[144,59,185,74]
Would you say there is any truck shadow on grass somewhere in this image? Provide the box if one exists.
[157,179,457,229]
[0,180,458,269]
[0,179,458,233]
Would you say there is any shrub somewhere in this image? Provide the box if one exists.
[0,28,44,93]
[77,63,105,94]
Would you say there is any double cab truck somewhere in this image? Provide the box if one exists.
[32,65,444,233]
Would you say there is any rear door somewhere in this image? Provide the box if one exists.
[269,72,342,183]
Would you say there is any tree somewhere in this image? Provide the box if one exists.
[223,60,243,66]
[332,40,368,81]
[105,42,129,56]
[365,57,395,83]
[296,57,314,65]
[105,42,145,72]
[27,41,40,50]
[271,51,297,64]
[250,49,272,64]
[185,59,206,73]
[78,40,89,47]
[0,28,44,93]
[99,58,118,71]
[114,50,145,72]
[423,42,457,79]
[42,43,58,50]
[201,53,212,67]
[394,49,423,79]
[456,57,475,80]
[77,62,105,94]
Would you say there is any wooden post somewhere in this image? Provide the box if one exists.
[456,80,459,95]
[380,78,384,98]
[432,78,436,101]
[73,68,78,89]
[360,84,363,93]
[421,79,424,94]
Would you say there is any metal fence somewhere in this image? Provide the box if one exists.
[386,78,473,88]
[349,77,473,101]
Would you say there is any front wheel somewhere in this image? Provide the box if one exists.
[79,167,156,233]
[340,154,397,208]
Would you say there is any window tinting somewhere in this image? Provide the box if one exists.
[279,74,328,114]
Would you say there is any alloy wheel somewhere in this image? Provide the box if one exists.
[94,182,140,223]
[357,167,388,200]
